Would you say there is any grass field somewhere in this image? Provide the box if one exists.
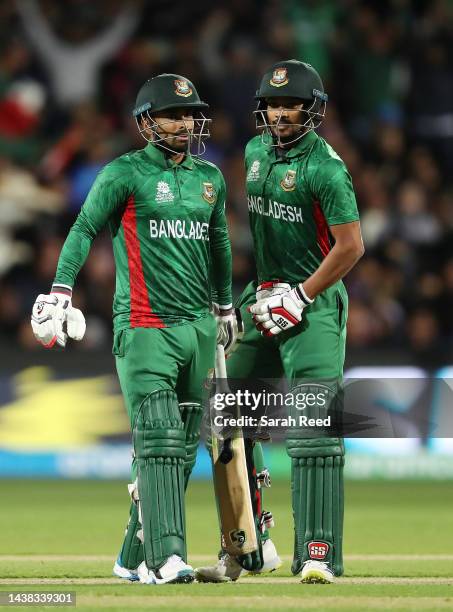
[1,479,453,610]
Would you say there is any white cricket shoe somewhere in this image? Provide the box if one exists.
[248,539,282,574]
[137,555,195,585]
[113,556,139,582]
[300,560,335,584]
[195,539,282,583]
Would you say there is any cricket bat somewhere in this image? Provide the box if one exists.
[212,344,258,556]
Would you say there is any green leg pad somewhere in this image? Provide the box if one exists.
[133,389,187,570]
[119,501,144,570]
[179,403,203,490]
[286,437,345,576]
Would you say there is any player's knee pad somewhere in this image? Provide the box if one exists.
[286,436,345,577]
[179,402,203,489]
[133,390,187,570]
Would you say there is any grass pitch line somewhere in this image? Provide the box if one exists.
[2,577,453,585]
[2,554,453,562]
[65,596,453,610]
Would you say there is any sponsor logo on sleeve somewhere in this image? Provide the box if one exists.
[270,67,289,87]
[174,79,193,97]
[280,169,297,192]
[308,541,329,560]
[202,182,216,204]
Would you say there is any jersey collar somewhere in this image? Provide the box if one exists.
[144,143,194,170]
[269,129,318,160]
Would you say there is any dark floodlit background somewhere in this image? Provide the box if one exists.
[0,0,452,479]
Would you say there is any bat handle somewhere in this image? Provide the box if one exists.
[215,343,228,380]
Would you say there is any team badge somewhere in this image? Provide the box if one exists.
[308,541,329,560]
[174,79,192,97]
[280,169,296,191]
[202,182,216,204]
[247,160,260,182]
[270,67,289,87]
[156,181,174,203]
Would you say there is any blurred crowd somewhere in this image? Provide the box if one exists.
[0,0,452,367]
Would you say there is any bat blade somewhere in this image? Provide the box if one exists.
[212,345,258,555]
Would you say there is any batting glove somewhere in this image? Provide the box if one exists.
[31,285,86,349]
[255,280,291,302]
[213,304,244,355]
[249,284,313,337]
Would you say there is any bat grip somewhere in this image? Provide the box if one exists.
[215,344,227,378]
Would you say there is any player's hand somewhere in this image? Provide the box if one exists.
[255,280,291,302]
[31,292,86,348]
[249,285,313,337]
[214,304,244,355]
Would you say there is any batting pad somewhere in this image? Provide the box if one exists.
[133,389,187,570]
[287,437,345,576]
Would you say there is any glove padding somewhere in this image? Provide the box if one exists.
[249,284,313,337]
[31,293,86,348]
[214,304,244,355]
[255,280,291,302]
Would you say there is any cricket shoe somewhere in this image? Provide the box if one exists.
[247,539,282,575]
[137,555,195,585]
[113,555,139,582]
[195,539,282,583]
[300,560,335,584]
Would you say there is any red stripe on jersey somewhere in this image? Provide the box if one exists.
[313,200,331,258]
[122,195,165,328]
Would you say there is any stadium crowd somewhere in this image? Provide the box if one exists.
[0,0,451,367]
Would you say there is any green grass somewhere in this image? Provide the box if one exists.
[1,480,453,610]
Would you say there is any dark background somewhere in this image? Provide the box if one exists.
[0,0,452,368]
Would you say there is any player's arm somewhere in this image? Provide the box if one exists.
[301,220,363,299]
[250,159,364,336]
[31,166,129,348]
[209,174,243,353]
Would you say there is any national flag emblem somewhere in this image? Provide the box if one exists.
[174,79,193,97]
[270,67,289,87]
[308,541,329,560]
[202,182,216,204]
[280,169,296,191]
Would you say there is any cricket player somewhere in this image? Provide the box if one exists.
[196,60,364,584]
[31,74,241,585]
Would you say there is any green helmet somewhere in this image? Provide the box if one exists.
[132,73,208,117]
[255,59,327,107]
[254,60,328,147]
[133,73,210,156]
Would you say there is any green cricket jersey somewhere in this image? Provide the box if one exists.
[54,144,232,331]
[245,130,359,284]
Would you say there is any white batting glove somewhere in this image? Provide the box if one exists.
[31,285,86,349]
[213,304,244,355]
[249,284,314,337]
[255,280,291,302]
